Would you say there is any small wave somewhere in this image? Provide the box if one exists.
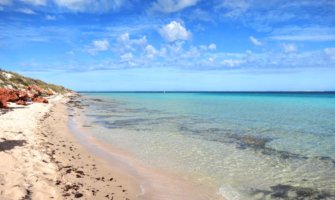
[217,185,242,200]
[136,182,146,197]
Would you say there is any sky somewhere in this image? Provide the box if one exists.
[0,0,335,91]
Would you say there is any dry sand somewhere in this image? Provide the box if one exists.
[0,95,138,200]
[0,96,61,200]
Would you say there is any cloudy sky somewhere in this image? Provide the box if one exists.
[0,0,335,91]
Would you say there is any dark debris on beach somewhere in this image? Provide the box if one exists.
[35,96,132,200]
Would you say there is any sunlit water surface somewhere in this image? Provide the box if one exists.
[80,92,335,200]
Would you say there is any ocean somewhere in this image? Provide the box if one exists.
[77,92,335,200]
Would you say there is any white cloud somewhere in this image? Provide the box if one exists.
[167,41,185,54]
[271,35,335,41]
[93,39,109,50]
[118,32,130,43]
[200,43,217,51]
[249,36,262,46]
[88,39,110,55]
[116,32,147,53]
[145,45,158,59]
[183,46,201,58]
[120,52,133,61]
[222,59,244,67]
[17,8,36,14]
[159,21,191,42]
[132,36,147,46]
[282,43,297,53]
[151,0,199,13]
[189,8,213,22]
[53,0,125,12]
[270,27,335,42]
[217,0,250,17]
[324,48,335,60]
[208,43,216,50]
[120,52,137,66]
[21,0,46,6]
[117,33,147,46]
[45,15,56,20]
[0,0,12,6]
[159,47,167,57]
[54,0,88,12]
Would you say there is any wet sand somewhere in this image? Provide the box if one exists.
[39,95,140,199]
[68,96,226,200]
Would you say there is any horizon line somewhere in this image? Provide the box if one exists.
[76,91,335,93]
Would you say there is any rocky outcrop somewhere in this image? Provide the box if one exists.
[0,88,18,108]
[0,85,51,109]
[0,100,7,108]
[15,100,28,106]
[32,97,48,103]
[0,88,18,102]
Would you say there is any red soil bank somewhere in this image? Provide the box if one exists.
[0,86,52,109]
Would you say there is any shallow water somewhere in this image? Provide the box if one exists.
[80,92,335,200]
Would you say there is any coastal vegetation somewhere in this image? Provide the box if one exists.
[0,69,69,94]
[0,69,70,108]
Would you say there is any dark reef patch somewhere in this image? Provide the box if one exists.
[90,98,103,102]
[228,134,271,150]
[97,117,161,129]
[251,184,335,200]
[178,126,335,165]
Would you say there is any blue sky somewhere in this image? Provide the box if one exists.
[0,0,335,91]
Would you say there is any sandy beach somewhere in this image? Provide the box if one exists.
[0,91,227,200]
[0,94,138,200]
[3,89,334,200]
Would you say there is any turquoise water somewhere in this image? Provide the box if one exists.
[81,92,335,200]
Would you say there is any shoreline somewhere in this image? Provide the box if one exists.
[39,94,140,199]
[69,95,226,200]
